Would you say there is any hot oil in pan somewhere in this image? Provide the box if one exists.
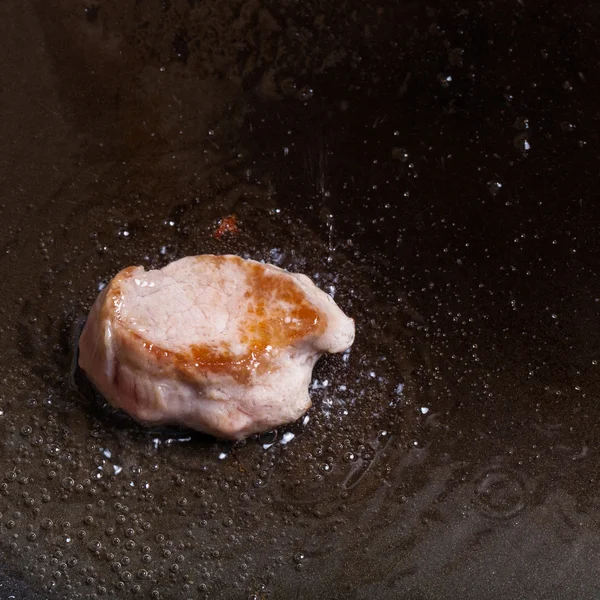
[3,0,600,598]
[0,189,432,599]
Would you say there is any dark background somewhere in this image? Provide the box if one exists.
[0,1,599,598]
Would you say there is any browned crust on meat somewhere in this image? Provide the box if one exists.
[102,256,327,383]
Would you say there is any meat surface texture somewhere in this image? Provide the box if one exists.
[78,255,355,439]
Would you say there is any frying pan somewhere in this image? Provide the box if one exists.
[1,0,600,598]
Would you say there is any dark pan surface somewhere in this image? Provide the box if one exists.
[1,1,600,598]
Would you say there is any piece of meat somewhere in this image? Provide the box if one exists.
[78,254,355,439]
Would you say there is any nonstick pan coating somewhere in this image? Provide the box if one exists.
[1,1,600,599]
